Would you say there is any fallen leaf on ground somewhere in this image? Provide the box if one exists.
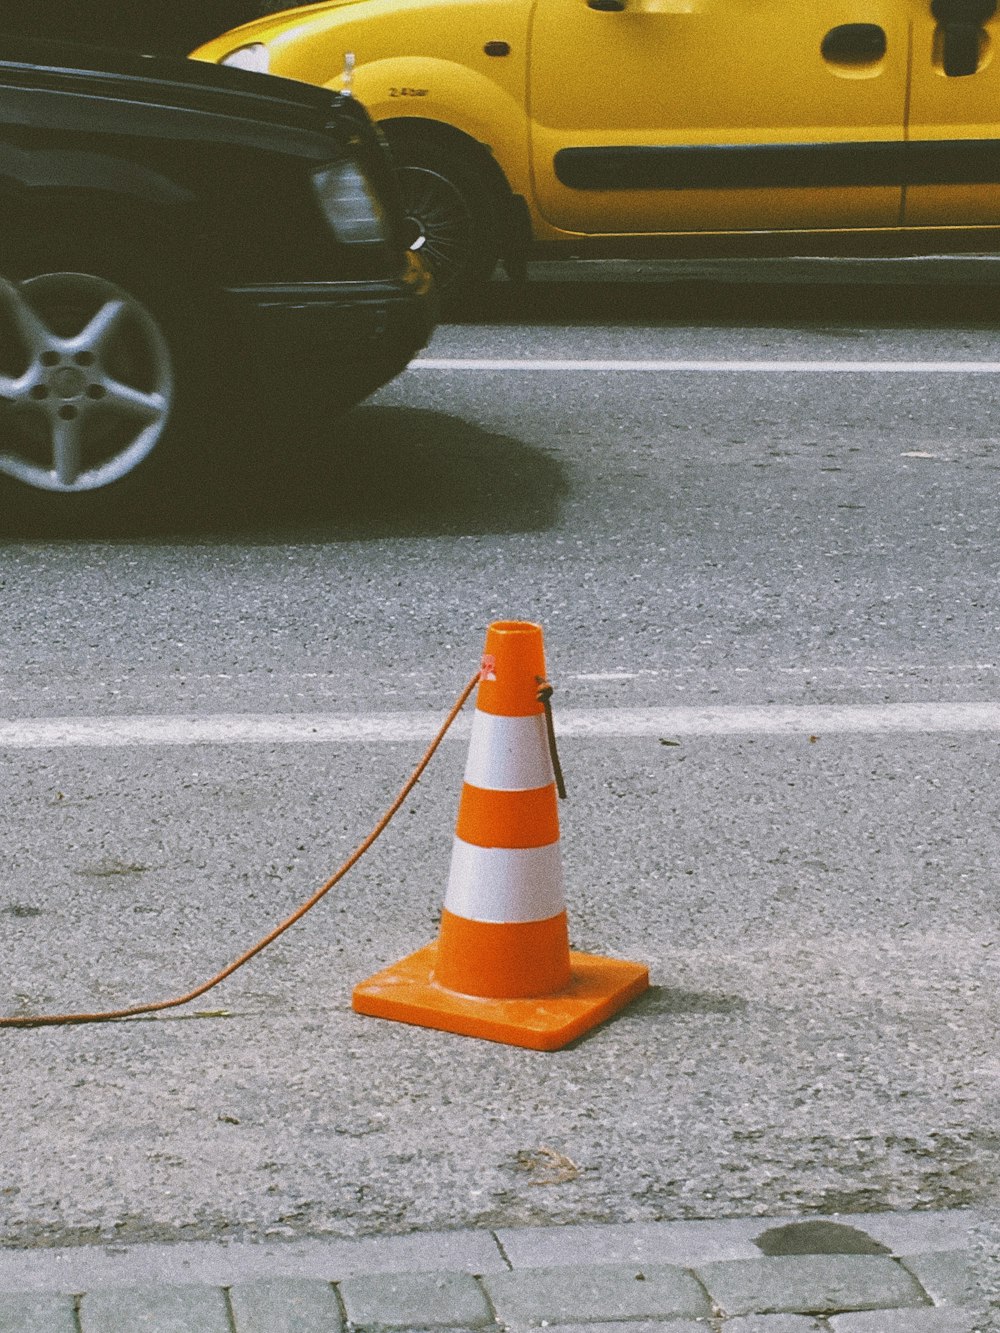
[514,1146,581,1185]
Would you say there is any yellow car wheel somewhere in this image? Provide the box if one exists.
[387,134,501,309]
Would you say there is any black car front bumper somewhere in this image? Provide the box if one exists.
[225,255,436,420]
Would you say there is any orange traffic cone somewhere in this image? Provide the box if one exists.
[352,620,649,1050]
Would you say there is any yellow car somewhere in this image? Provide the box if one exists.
[193,0,1000,304]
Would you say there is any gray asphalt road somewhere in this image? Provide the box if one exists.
[1,269,998,1249]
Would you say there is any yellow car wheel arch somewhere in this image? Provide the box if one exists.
[380,120,521,305]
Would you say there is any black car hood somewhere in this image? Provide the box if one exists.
[0,34,357,140]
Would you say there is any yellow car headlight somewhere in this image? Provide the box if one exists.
[220,43,270,74]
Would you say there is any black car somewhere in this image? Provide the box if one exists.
[0,37,435,528]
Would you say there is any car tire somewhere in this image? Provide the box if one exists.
[389,136,501,310]
[0,248,228,535]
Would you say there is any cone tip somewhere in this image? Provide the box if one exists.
[488,619,543,636]
[479,621,548,716]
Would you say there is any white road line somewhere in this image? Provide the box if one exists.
[412,357,1000,374]
[2,703,1000,749]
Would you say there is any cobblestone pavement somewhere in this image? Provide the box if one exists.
[0,1208,991,1332]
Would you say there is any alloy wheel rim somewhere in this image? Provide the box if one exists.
[398,165,474,290]
[0,272,173,493]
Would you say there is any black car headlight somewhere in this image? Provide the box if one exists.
[312,160,388,245]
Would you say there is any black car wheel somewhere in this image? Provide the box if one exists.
[0,270,173,486]
[393,140,500,309]
[0,261,218,532]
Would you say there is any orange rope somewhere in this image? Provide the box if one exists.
[1,672,480,1030]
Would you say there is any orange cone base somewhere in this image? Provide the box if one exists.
[352,942,649,1051]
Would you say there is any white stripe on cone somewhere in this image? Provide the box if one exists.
[463,712,554,791]
[443,840,565,923]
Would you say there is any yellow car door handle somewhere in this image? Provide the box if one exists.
[821,23,887,65]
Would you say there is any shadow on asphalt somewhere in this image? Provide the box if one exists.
[243,404,570,543]
[6,273,998,542]
[1,405,568,544]
[559,984,750,1052]
[472,276,1000,329]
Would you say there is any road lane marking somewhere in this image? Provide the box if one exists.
[2,703,1000,749]
[411,357,1000,373]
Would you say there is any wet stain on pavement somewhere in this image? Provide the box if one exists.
[753,1219,892,1255]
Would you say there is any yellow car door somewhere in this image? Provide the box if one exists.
[904,0,1000,227]
[528,0,910,237]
